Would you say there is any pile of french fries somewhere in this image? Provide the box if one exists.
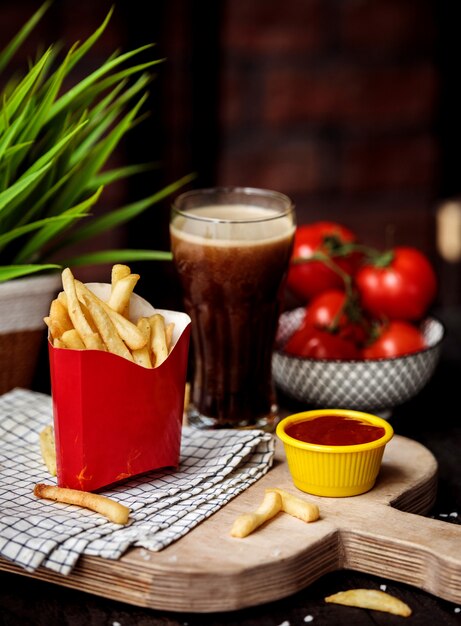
[44,265,174,368]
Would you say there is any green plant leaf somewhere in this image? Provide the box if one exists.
[62,249,173,267]
[55,174,195,251]
[0,163,52,219]
[12,47,75,174]
[53,6,114,78]
[13,186,103,263]
[0,214,85,251]
[14,166,75,230]
[60,62,159,121]
[0,122,88,230]
[0,0,51,74]
[69,74,153,165]
[23,120,88,179]
[46,94,147,216]
[0,48,52,133]
[0,101,32,165]
[47,45,160,122]
[0,264,61,283]
[90,163,158,188]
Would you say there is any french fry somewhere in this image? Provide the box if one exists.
[131,317,153,368]
[39,425,57,477]
[266,488,320,523]
[61,268,105,351]
[57,290,67,306]
[184,382,190,411]
[79,291,134,361]
[57,291,97,332]
[111,264,132,317]
[324,589,412,617]
[79,302,99,333]
[34,483,130,525]
[53,337,66,348]
[43,316,53,335]
[165,322,175,352]
[137,316,151,343]
[183,382,191,426]
[60,328,85,350]
[58,291,97,332]
[111,263,131,288]
[149,313,169,366]
[44,298,73,340]
[75,281,146,351]
[132,347,152,367]
[102,302,146,350]
[230,490,282,538]
[51,297,73,327]
[108,273,140,315]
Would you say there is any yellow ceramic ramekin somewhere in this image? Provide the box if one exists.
[276,409,394,497]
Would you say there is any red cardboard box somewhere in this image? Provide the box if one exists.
[48,283,191,492]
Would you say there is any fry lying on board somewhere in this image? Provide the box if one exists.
[230,490,282,538]
[266,488,320,523]
[34,483,130,525]
[230,488,320,538]
[43,265,174,368]
[325,589,412,617]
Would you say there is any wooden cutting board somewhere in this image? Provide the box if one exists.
[1,434,460,613]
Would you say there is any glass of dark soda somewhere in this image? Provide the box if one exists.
[170,187,295,429]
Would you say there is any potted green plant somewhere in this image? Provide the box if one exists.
[0,2,190,393]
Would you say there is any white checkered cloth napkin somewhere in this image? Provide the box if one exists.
[0,388,275,575]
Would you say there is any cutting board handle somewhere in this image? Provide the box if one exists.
[340,503,461,603]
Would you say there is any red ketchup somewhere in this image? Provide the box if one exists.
[285,414,385,446]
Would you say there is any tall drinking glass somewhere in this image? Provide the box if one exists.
[170,187,295,429]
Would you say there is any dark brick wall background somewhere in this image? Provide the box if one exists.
[1,0,461,308]
[218,1,438,242]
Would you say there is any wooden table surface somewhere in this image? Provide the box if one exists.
[1,306,460,625]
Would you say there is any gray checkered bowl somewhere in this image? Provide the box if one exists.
[272,308,445,412]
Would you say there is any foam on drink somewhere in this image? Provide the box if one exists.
[170,204,295,246]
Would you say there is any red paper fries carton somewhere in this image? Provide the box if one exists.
[48,283,191,492]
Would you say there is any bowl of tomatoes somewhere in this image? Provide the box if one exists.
[273,222,446,413]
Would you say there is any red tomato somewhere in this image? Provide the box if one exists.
[303,289,368,346]
[356,247,437,321]
[362,321,426,359]
[303,290,347,328]
[284,325,361,360]
[286,222,359,302]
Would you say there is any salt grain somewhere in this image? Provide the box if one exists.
[304,615,314,622]
[168,554,178,563]
[449,512,459,518]
[380,584,387,591]
[138,548,151,561]
[278,621,290,626]
[454,607,460,613]
[112,622,121,626]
